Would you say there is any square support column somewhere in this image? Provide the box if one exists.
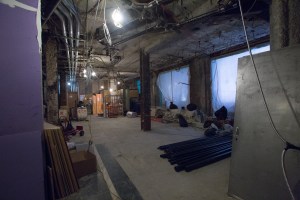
[140,49,151,131]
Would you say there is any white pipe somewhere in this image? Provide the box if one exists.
[58,4,75,90]
[62,0,81,88]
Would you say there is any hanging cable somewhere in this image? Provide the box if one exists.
[237,0,300,199]
[281,149,296,200]
[238,0,286,143]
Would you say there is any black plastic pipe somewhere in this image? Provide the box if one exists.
[184,150,231,172]
[169,144,232,165]
[161,140,231,159]
[158,135,231,150]
[165,135,232,153]
[170,140,232,158]
[175,147,232,167]
[168,143,232,163]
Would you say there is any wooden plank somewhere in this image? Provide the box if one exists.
[45,130,65,197]
[44,124,79,198]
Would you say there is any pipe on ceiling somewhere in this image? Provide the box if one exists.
[131,0,173,8]
[57,4,75,85]
[62,0,81,85]
[53,9,72,78]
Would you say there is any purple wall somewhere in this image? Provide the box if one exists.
[0,2,45,200]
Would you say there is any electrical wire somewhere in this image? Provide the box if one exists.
[245,0,257,14]
[237,0,299,199]
[237,0,286,143]
[281,149,296,200]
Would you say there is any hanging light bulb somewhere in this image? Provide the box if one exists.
[83,69,87,74]
[84,74,87,78]
[112,7,123,28]
[92,71,96,76]
[67,82,71,86]
[117,81,121,85]
[101,85,104,89]
[109,88,113,92]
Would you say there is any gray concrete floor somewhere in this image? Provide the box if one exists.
[70,116,234,200]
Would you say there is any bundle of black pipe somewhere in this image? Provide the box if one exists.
[158,134,232,172]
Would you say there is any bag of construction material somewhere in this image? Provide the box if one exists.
[178,114,188,127]
[127,111,137,118]
[215,106,228,120]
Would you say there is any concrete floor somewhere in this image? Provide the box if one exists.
[70,116,234,200]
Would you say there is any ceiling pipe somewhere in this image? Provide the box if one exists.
[131,0,173,8]
[112,5,238,47]
[53,9,72,80]
[62,0,81,85]
[42,0,63,27]
[57,4,75,87]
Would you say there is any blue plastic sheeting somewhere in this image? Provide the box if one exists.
[211,45,270,117]
[157,66,190,108]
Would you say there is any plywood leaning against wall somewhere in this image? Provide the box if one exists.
[44,123,79,199]
[93,94,104,116]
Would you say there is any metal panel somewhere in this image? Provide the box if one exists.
[228,45,300,200]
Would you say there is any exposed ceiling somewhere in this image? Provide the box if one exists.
[42,0,270,81]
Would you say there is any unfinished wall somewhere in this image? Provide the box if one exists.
[228,45,300,200]
[0,1,45,200]
[189,56,212,115]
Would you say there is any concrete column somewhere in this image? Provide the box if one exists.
[270,0,300,50]
[270,0,289,50]
[150,72,158,107]
[140,49,151,131]
[46,39,59,124]
[59,73,68,107]
[288,1,300,45]
[189,56,212,115]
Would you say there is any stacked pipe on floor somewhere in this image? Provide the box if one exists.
[158,134,232,172]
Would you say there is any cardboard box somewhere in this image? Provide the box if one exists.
[70,151,97,178]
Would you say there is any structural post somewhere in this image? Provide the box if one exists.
[140,49,151,131]
[270,0,300,50]
[190,56,212,116]
[46,39,59,124]
[59,73,68,107]
[151,72,158,107]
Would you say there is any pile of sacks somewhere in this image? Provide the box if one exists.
[203,106,234,136]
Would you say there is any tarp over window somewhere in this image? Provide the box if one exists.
[157,66,190,108]
[211,45,270,117]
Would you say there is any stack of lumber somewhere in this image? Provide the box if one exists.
[44,122,79,199]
